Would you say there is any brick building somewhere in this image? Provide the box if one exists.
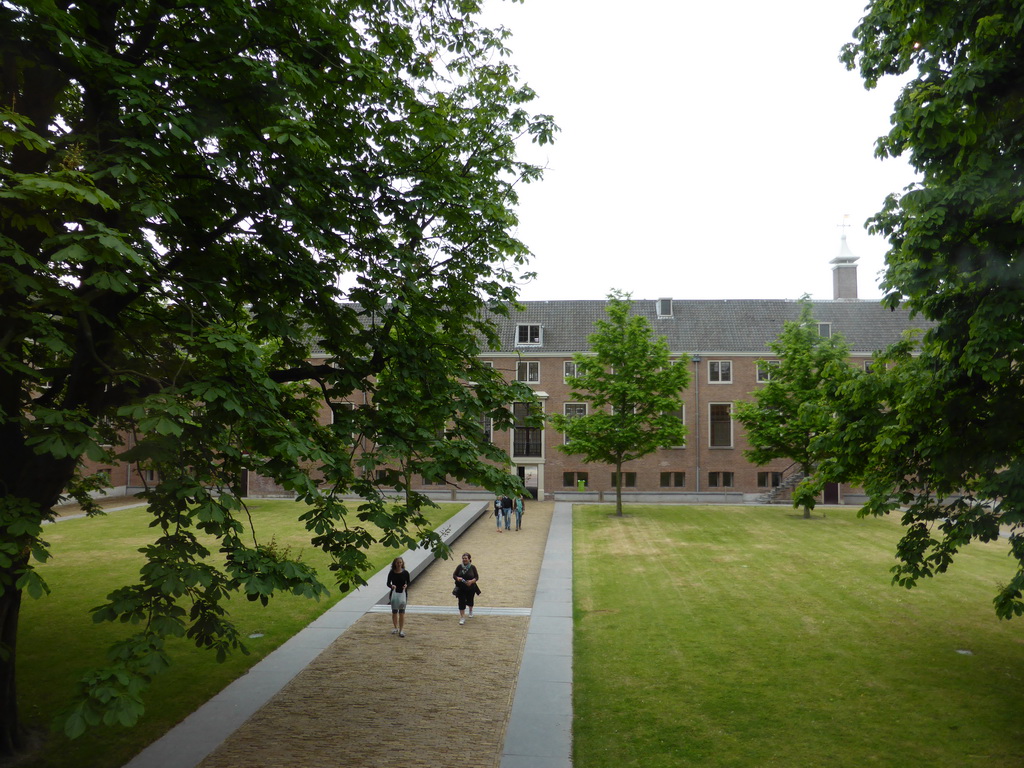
[456,244,930,505]
[83,243,930,506]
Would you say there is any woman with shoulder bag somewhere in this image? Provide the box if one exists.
[386,557,411,637]
[452,552,480,625]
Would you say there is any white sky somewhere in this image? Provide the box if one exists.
[482,0,917,302]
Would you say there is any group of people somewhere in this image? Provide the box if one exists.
[493,494,525,532]
[385,550,482,636]
[385,491,527,636]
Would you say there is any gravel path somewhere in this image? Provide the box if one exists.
[196,501,556,768]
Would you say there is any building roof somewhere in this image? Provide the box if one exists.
[485,298,933,356]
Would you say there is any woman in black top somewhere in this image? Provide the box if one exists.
[452,552,479,625]
[386,557,411,637]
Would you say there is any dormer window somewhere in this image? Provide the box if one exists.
[517,324,542,345]
[657,298,673,317]
[817,323,831,338]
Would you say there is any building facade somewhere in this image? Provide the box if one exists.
[81,247,931,506]
[478,293,926,504]
[455,247,930,505]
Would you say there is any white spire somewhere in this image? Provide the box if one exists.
[831,217,859,299]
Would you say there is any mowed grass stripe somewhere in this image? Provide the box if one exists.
[573,505,1024,768]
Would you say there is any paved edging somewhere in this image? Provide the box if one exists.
[123,501,491,768]
[501,501,573,768]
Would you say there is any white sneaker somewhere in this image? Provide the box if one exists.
[459,618,466,625]
[467,613,474,619]
[391,629,398,634]
[399,631,406,638]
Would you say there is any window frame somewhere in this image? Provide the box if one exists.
[375,468,400,485]
[516,360,540,383]
[564,360,578,382]
[512,401,544,458]
[756,360,781,383]
[610,472,637,488]
[708,471,735,488]
[666,404,686,448]
[516,324,542,346]
[660,471,686,488]
[708,360,732,383]
[709,402,733,448]
[330,400,358,441]
[563,402,587,444]
[563,471,589,488]
[329,399,356,425]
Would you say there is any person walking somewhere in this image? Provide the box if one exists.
[386,557,411,637]
[494,496,503,533]
[452,552,480,625]
[501,494,513,531]
[514,494,525,530]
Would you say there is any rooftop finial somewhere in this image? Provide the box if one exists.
[837,213,851,236]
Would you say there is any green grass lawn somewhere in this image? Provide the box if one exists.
[16,498,462,768]
[574,505,1024,768]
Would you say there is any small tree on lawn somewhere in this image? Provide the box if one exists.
[549,291,690,516]
[734,298,853,519]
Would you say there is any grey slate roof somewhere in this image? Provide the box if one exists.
[485,299,933,356]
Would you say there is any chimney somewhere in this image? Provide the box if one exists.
[830,235,859,300]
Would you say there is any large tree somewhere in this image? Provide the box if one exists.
[0,0,554,750]
[549,291,690,516]
[734,299,853,519]
[837,2,1024,617]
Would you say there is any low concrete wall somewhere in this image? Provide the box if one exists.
[551,491,745,504]
[418,490,496,502]
[401,501,490,583]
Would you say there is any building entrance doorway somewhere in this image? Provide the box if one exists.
[517,465,539,500]
[823,482,840,504]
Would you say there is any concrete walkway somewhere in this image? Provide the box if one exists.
[122,501,573,768]
[502,501,573,768]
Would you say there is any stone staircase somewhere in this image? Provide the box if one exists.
[757,468,805,504]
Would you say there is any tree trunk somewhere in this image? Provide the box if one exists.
[0,440,78,754]
[615,456,624,516]
[801,462,813,519]
[0,585,26,756]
